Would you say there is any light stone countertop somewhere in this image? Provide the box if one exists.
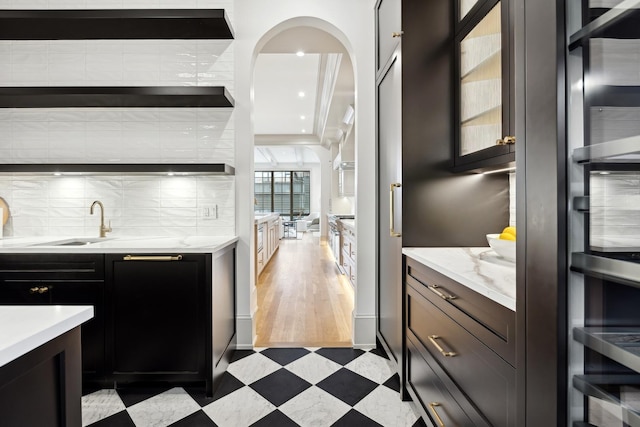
[339,219,355,231]
[402,247,516,311]
[0,235,238,254]
[0,305,93,367]
[254,213,280,225]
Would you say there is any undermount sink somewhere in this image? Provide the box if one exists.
[35,237,112,246]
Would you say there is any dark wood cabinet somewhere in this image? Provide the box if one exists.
[106,254,209,384]
[453,0,515,171]
[0,254,106,381]
[405,256,516,427]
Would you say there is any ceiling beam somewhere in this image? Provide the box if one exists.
[255,134,322,145]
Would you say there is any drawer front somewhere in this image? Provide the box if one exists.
[406,257,515,364]
[0,254,105,281]
[407,336,483,427]
[407,284,515,427]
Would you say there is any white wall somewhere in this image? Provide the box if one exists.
[234,0,377,348]
[0,0,236,237]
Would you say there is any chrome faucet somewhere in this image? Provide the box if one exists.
[90,200,112,238]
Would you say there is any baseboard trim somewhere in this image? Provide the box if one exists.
[353,314,377,349]
[235,314,254,349]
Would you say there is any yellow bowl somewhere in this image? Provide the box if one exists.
[486,233,516,262]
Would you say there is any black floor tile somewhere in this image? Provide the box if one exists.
[116,385,173,407]
[260,347,310,366]
[316,368,378,406]
[250,409,299,427]
[230,349,256,363]
[315,348,365,365]
[89,411,136,427]
[412,417,428,427]
[168,410,218,427]
[190,372,245,404]
[331,409,383,426]
[249,368,311,407]
[382,373,400,393]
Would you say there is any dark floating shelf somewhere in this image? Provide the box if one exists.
[0,9,234,40]
[0,164,235,176]
[589,85,640,108]
[0,87,235,108]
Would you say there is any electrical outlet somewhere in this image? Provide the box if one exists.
[201,205,217,220]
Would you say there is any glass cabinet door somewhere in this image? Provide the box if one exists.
[567,3,640,426]
[459,0,481,21]
[454,0,514,171]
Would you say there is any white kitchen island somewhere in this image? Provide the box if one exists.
[0,305,93,427]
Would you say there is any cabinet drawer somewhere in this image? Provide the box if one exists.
[0,254,105,280]
[406,257,515,364]
[407,336,486,427]
[407,283,515,427]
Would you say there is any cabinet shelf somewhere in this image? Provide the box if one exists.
[569,1,640,50]
[571,252,640,288]
[574,327,640,373]
[460,105,501,125]
[572,135,640,164]
[589,85,640,107]
[461,50,501,81]
[0,9,234,40]
[0,87,234,108]
[0,163,235,176]
[573,375,640,427]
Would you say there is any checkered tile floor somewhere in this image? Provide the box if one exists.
[82,347,426,427]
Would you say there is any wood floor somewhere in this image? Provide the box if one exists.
[254,232,354,348]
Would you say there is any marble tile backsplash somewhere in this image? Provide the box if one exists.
[590,172,640,245]
[0,0,236,237]
[0,175,235,237]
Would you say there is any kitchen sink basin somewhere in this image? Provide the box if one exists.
[34,237,112,246]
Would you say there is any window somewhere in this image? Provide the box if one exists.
[254,171,310,220]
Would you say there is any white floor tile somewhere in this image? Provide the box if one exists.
[126,387,200,427]
[226,352,282,384]
[279,386,351,427]
[202,386,276,427]
[285,352,343,384]
[354,385,420,427]
[81,389,126,427]
[344,351,396,384]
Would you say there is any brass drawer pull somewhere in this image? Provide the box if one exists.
[123,255,183,261]
[392,31,404,38]
[29,286,49,294]
[496,135,516,145]
[428,284,457,301]
[428,335,456,357]
[429,402,446,427]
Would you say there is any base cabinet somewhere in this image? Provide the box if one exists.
[405,256,515,427]
[106,254,207,380]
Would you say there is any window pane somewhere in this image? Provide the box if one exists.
[255,170,311,220]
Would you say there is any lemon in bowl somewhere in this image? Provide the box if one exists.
[487,226,516,262]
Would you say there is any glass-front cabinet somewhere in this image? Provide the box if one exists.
[567,2,640,426]
[454,0,514,171]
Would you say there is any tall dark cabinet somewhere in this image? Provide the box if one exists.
[375,0,510,401]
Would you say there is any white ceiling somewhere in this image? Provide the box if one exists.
[252,26,354,165]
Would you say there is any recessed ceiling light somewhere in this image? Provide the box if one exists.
[298,91,305,98]
[302,129,307,133]
[300,115,306,120]
[53,172,62,176]
[296,51,305,57]
[167,172,175,176]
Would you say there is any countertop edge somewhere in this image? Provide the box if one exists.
[403,247,516,311]
[0,306,94,368]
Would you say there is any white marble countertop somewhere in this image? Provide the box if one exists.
[0,235,238,254]
[403,247,516,311]
[0,305,94,368]
[254,213,280,225]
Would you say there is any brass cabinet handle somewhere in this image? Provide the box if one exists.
[390,183,402,237]
[429,402,446,427]
[496,135,516,145]
[428,284,457,301]
[29,286,49,294]
[123,255,183,261]
[392,31,404,38]
[428,335,457,357]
